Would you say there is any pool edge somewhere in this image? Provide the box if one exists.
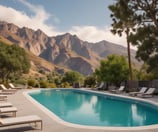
[23,88,158,131]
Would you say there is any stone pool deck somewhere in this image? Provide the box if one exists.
[0,89,158,132]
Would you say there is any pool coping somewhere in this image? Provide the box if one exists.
[23,88,158,131]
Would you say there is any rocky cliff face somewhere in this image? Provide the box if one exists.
[0,21,138,75]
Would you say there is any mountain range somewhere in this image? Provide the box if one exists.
[0,21,139,75]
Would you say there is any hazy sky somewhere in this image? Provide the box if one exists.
[0,0,129,48]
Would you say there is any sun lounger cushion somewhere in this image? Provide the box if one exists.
[0,90,14,95]
[137,88,155,98]
[9,83,23,89]
[0,107,17,116]
[0,95,7,101]
[0,115,42,130]
[111,86,125,94]
[97,82,104,90]
[129,87,147,96]
[0,84,17,93]
[0,103,12,108]
[0,95,7,97]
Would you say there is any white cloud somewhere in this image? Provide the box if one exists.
[69,26,131,48]
[69,26,136,49]
[0,1,61,36]
[19,0,49,22]
[0,1,136,49]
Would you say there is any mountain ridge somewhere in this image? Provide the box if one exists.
[0,36,67,76]
[0,21,139,75]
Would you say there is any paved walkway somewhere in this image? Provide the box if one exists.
[0,89,158,132]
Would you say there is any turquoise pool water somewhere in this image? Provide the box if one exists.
[29,89,158,127]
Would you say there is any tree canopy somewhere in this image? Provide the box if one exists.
[84,75,96,87]
[0,42,31,82]
[109,0,158,76]
[95,54,129,87]
[62,71,83,86]
[109,0,135,82]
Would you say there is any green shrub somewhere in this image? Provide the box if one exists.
[48,83,57,88]
[13,78,27,85]
[61,82,71,88]
[39,70,45,74]
[27,79,37,87]
[39,80,48,88]
[84,76,96,87]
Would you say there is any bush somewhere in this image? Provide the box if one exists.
[61,82,71,88]
[12,78,27,85]
[62,71,83,85]
[27,79,38,87]
[48,83,57,88]
[84,76,96,87]
[39,70,45,74]
[39,80,48,88]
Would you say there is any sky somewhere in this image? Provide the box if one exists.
[0,0,130,48]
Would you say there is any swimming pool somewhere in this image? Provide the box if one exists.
[27,89,158,129]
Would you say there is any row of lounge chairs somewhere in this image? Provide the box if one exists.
[0,83,26,95]
[96,82,156,98]
[0,83,23,91]
[112,86,156,98]
[0,83,43,130]
[9,83,23,89]
[0,84,16,101]
[129,87,155,97]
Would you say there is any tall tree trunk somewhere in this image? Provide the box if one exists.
[127,37,133,91]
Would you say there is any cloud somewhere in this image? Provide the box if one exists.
[0,0,135,49]
[0,1,61,36]
[69,26,136,49]
[18,0,49,22]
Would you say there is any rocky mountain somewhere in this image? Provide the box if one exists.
[84,40,138,66]
[0,21,139,75]
[0,36,66,77]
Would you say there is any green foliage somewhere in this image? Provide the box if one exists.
[130,26,158,74]
[39,69,45,74]
[48,83,56,88]
[54,77,62,87]
[27,79,38,87]
[84,75,96,87]
[39,80,48,88]
[95,54,129,87]
[11,78,27,85]
[109,0,158,78]
[61,82,71,88]
[109,0,136,36]
[62,71,83,86]
[109,0,136,81]
[0,42,30,82]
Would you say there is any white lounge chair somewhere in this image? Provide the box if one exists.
[0,95,7,101]
[0,90,14,95]
[9,83,23,89]
[0,103,13,108]
[137,88,155,98]
[97,82,104,90]
[110,86,125,94]
[0,115,42,130]
[129,87,147,96]
[0,107,17,117]
[0,84,17,93]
